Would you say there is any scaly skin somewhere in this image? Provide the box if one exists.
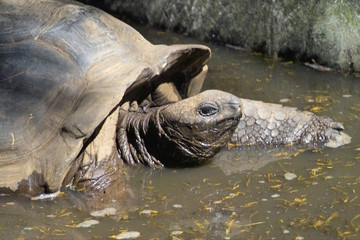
[230,99,350,147]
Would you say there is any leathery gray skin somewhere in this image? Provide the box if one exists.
[230,99,351,148]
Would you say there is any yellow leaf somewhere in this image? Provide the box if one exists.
[351,214,360,223]
[325,212,338,223]
[11,132,15,146]
[65,224,77,228]
[315,96,330,103]
[273,152,288,157]
[269,184,282,189]
[59,212,72,217]
[294,197,307,203]
[310,106,325,113]
[245,175,251,187]
[139,209,158,217]
[313,219,324,228]
[241,201,258,208]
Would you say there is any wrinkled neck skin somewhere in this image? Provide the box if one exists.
[117,106,223,168]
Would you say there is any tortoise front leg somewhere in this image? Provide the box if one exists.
[231,99,351,148]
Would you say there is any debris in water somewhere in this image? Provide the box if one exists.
[139,209,158,217]
[241,201,258,209]
[225,44,245,51]
[31,190,62,200]
[245,175,251,187]
[304,62,332,72]
[10,132,15,146]
[279,98,290,103]
[76,219,99,228]
[90,207,117,217]
[284,172,297,181]
[110,231,141,239]
[172,204,183,209]
[310,106,325,113]
[171,230,183,236]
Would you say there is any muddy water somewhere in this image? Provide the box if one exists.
[1,24,359,240]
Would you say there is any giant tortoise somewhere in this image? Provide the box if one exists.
[0,0,350,198]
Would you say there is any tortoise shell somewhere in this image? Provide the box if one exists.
[0,0,210,192]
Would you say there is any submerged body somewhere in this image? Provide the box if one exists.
[0,0,349,197]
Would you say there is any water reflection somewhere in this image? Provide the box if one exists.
[214,146,305,175]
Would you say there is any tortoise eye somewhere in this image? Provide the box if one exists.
[198,104,219,117]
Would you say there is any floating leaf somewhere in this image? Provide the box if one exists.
[315,96,330,103]
[139,209,158,217]
[294,197,307,203]
[110,231,141,239]
[245,175,251,187]
[241,201,257,209]
[309,106,325,113]
[90,207,117,217]
[76,219,99,228]
[325,212,338,223]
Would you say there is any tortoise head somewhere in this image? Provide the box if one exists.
[117,89,242,168]
[151,90,242,167]
[116,45,241,168]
